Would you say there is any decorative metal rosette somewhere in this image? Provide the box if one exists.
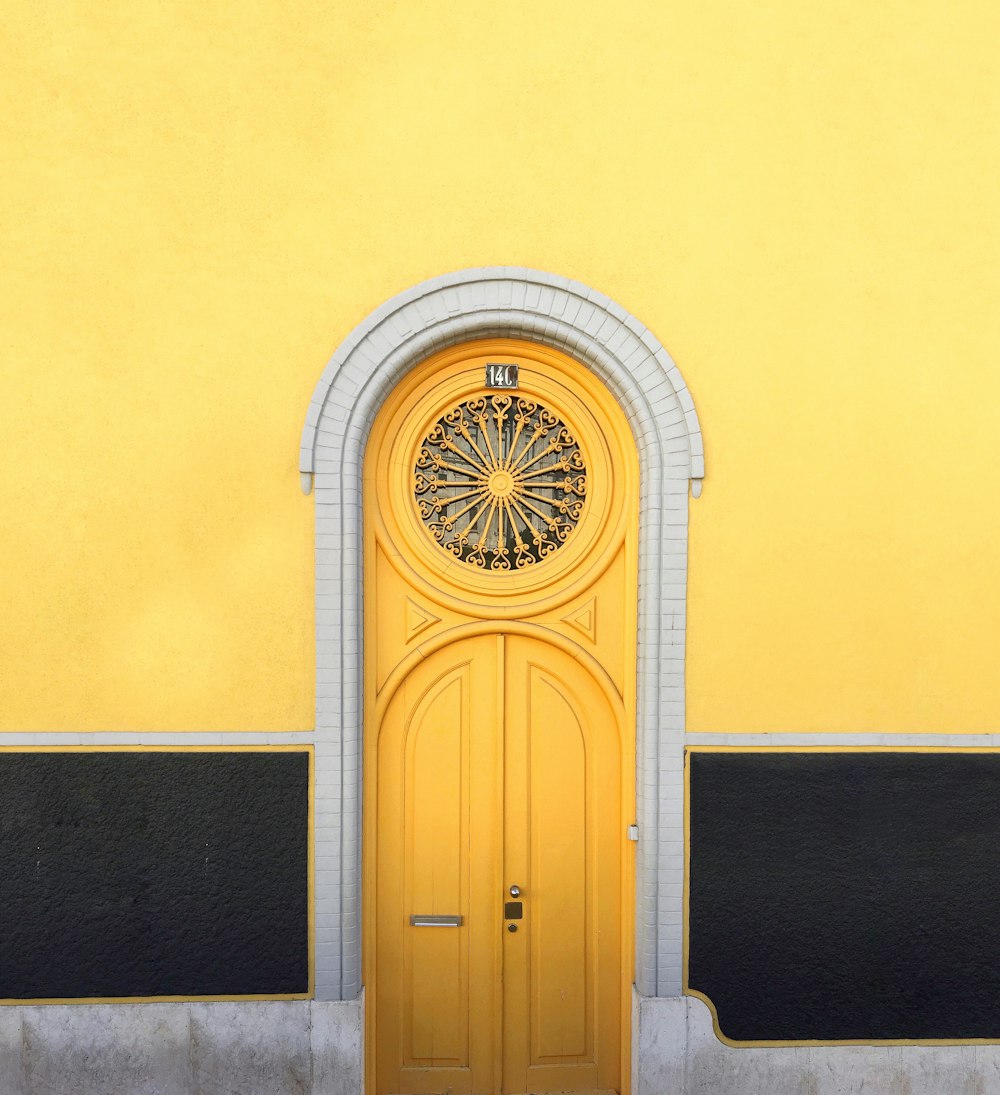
[414,395,587,570]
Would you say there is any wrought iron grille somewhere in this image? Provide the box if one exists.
[414,395,587,570]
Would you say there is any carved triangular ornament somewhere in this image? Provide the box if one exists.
[405,598,440,643]
[561,597,597,643]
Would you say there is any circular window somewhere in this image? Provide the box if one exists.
[414,395,587,570]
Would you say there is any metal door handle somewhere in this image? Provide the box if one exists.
[509,884,521,897]
[409,915,463,927]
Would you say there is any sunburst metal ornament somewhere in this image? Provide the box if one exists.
[414,395,587,570]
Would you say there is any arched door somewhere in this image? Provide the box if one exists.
[364,340,638,1095]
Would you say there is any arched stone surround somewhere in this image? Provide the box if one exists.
[300,267,704,1001]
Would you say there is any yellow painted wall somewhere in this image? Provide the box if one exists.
[2,2,999,732]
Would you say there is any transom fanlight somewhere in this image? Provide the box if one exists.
[414,395,587,570]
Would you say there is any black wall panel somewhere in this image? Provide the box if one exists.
[688,750,1000,1042]
[0,750,309,1000]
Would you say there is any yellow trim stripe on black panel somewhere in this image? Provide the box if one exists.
[684,745,1000,1048]
[0,745,314,1006]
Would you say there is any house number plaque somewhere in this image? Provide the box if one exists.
[485,362,518,389]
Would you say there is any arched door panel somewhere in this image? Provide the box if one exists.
[375,636,501,1094]
[503,635,621,1094]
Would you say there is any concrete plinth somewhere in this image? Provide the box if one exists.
[634,990,992,1095]
[8,989,997,1094]
[0,995,363,1095]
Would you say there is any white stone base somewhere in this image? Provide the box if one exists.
[10,989,998,1094]
[0,995,363,1095]
[634,989,1000,1094]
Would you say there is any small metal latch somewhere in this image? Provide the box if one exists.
[410,915,463,927]
[627,824,639,842]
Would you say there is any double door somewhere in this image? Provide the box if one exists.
[373,632,622,1095]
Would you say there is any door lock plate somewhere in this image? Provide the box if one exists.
[504,901,523,919]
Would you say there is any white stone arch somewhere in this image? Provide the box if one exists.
[300,267,704,1001]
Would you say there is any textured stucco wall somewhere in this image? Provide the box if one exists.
[3,2,1000,734]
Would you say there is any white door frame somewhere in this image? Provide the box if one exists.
[299,267,704,1001]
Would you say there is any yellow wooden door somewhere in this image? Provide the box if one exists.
[365,339,637,1095]
[374,633,621,1095]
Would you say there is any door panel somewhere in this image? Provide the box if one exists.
[375,636,502,1095]
[503,636,621,1095]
